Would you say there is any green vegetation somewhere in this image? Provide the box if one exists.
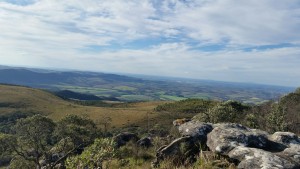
[118,95,154,101]
[113,86,136,91]
[0,113,237,169]
[0,84,299,168]
[157,90,300,134]
[160,95,186,101]
[155,99,218,114]
[0,114,102,169]
[193,100,250,123]
[65,138,117,169]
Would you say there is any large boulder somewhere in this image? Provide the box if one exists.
[153,120,300,168]
[269,132,300,165]
[178,121,213,143]
[113,132,139,147]
[207,123,269,154]
[228,146,299,169]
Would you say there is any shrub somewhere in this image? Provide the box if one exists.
[65,138,117,169]
[193,100,249,123]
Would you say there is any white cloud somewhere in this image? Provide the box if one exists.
[0,0,300,86]
[160,0,300,45]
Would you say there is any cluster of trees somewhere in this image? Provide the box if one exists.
[0,114,161,169]
[255,88,300,133]
[0,114,99,169]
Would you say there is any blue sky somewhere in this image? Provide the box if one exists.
[0,0,300,87]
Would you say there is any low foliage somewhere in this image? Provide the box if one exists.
[155,99,218,114]
[0,114,101,169]
[54,114,98,148]
[193,100,249,123]
[65,138,117,169]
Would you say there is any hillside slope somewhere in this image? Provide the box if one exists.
[0,84,176,128]
[0,84,70,115]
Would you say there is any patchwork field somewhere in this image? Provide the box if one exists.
[0,68,294,104]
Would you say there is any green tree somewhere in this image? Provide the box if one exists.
[244,113,259,128]
[10,115,55,169]
[65,138,117,169]
[54,114,97,149]
[0,115,100,168]
[267,104,287,132]
[0,133,17,167]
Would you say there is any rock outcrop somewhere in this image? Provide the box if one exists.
[153,121,300,169]
[228,146,298,169]
[152,136,197,167]
[113,132,139,147]
[178,120,213,143]
[207,123,269,154]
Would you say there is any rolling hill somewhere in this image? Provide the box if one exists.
[0,66,295,103]
[0,84,188,130]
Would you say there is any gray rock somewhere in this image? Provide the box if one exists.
[178,121,213,143]
[137,137,152,148]
[269,132,300,164]
[281,144,300,164]
[157,136,191,160]
[154,121,300,168]
[269,132,300,146]
[228,146,299,169]
[207,123,269,154]
[153,136,198,167]
[113,132,139,147]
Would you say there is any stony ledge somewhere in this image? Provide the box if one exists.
[153,120,300,169]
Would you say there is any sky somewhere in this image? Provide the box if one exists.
[0,0,300,87]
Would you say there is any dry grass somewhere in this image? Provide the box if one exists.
[0,85,185,128]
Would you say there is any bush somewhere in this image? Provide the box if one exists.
[155,99,218,114]
[54,114,98,148]
[65,138,117,169]
[193,100,249,123]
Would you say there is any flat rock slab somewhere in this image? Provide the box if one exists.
[207,123,269,154]
[228,146,299,169]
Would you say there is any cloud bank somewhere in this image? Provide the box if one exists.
[0,0,300,86]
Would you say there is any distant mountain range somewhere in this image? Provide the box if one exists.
[0,65,295,103]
